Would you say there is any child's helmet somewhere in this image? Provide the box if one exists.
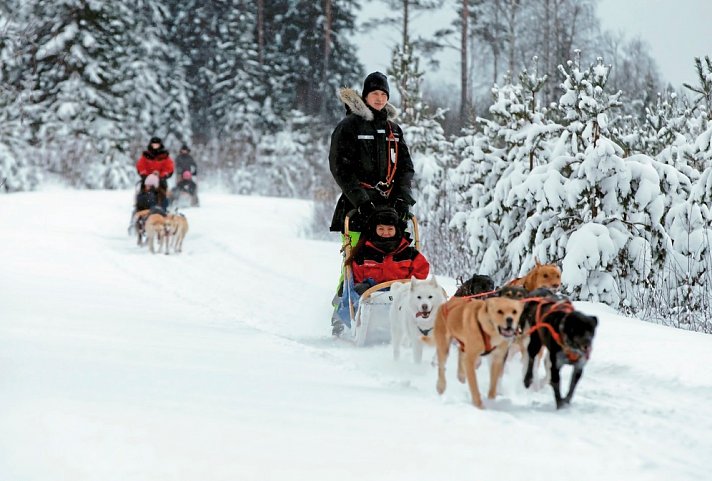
[370,206,399,227]
[144,173,160,189]
[182,170,192,181]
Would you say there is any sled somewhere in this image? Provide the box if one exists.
[336,211,420,346]
[170,186,199,209]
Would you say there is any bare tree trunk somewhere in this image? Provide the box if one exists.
[492,0,500,84]
[322,0,332,116]
[507,0,519,75]
[400,0,410,113]
[460,0,469,123]
[543,0,552,103]
[403,0,409,51]
[257,0,264,65]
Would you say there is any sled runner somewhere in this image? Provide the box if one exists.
[335,211,420,346]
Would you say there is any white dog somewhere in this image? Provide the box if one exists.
[390,276,447,363]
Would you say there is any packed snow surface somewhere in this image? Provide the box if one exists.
[1,189,711,481]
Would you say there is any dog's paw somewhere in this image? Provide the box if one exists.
[436,378,446,395]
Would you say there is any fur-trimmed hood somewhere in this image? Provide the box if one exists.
[338,88,398,121]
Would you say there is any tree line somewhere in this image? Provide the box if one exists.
[3,1,710,331]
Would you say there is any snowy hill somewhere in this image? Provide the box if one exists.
[1,189,711,481]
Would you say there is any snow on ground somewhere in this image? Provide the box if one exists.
[1,188,711,481]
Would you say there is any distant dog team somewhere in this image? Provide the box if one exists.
[134,210,190,255]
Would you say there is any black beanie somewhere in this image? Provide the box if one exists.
[362,72,390,99]
[368,206,400,237]
[149,136,162,145]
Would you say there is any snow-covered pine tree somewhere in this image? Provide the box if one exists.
[128,0,191,150]
[683,56,712,116]
[0,5,39,192]
[505,53,671,308]
[450,60,557,281]
[201,1,265,191]
[21,1,132,185]
[251,110,329,198]
[658,86,712,332]
[387,41,458,273]
[663,186,712,332]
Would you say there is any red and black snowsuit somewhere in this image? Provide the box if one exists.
[352,237,429,285]
[136,147,174,181]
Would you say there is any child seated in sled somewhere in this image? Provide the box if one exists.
[346,206,430,295]
[136,173,159,212]
[173,170,199,206]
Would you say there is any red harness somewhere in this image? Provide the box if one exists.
[522,297,582,362]
[441,298,494,355]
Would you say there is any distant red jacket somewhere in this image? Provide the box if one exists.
[352,238,430,284]
[136,149,174,179]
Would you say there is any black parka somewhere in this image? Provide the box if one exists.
[175,153,198,176]
[329,88,415,232]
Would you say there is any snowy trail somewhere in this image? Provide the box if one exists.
[1,189,711,481]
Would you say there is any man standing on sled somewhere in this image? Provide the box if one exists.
[328,71,416,335]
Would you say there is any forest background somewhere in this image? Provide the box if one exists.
[2,0,712,332]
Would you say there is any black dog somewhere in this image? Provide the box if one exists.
[454,274,495,297]
[520,291,598,409]
[496,285,528,300]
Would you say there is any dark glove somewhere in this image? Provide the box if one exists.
[393,198,411,220]
[357,201,376,219]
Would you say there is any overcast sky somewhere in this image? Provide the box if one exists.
[598,0,712,87]
[354,0,712,91]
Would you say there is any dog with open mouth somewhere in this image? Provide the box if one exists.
[389,276,447,363]
[425,296,523,408]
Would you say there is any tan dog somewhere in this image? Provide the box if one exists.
[428,296,523,408]
[509,259,561,291]
[167,213,189,253]
[144,213,171,254]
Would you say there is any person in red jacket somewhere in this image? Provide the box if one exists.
[136,137,174,189]
[347,206,430,295]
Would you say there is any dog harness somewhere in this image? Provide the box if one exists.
[440,300,495,355]
[458,289,498,300]
[521,297,584,362]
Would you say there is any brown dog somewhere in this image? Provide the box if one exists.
[428,296,523,408]
[509,259,561,291]
[167,213,189,253]
[144,213,171,254]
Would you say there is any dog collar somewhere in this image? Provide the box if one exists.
[418,327,432,336]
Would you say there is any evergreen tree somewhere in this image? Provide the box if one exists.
[451,61,557,280]
[388,41,457,272]
[122,0,191,151]
[269,0,362,122]
[0,5,39,192]
[18,0,148,186]
[506,55,666,307]
[683,56,712,115]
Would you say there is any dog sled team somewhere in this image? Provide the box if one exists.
[327,72,599,410]
[129,137,197,254]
